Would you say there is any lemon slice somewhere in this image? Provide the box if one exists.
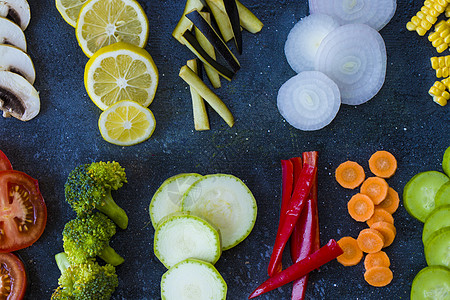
[75,0,149,57]
[99,100,156,146]
[84,42,158,110]
[55,0,88,27]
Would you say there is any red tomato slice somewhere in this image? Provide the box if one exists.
[0,170,47,252]
[0,150,12,171]
[0,252,27,300]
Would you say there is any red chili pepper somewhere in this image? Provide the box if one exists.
[249,239,343,299]
[267,163,316,277]
[302,151,320,251]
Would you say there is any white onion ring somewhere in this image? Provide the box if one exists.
[308,0,397,31]
[284,13,340,73]
[277,71,341,131]
[314,23,386,105]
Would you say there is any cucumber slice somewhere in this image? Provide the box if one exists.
[154,212,221,269]
[443,146,450,177]
[424,226,450,268]
[161,258,227,300]
[403,171,449,222]
[181,174,257,250]
[423,205,450,244]
[149,173,203,228]
[435,182,450,208]
[411,266,450,300]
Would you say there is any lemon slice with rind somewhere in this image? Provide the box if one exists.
[85,42,158,110]
[76,0,149,57]
[99,100,156,146]
[55,0,88,27]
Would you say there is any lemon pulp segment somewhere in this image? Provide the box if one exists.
[55,0,88,27]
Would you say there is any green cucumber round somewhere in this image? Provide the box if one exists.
[411,266,450,300]
[443,146,450,177]
[435,182,450,208]
[424,226,450,268]
[403,171,449,222]
[423,205,450,244]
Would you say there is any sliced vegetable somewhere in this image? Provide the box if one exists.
[0,252,27,300]
[364,251,390,270]
[205,0,234,42]
[308,0,397,31]
[370,221,396,248]
[149,173,203,229]
[249,239,343,299]
[0,17,27,52]
[336,236,363,266]
[356,228,384,253]
[368,151,397,178]
[161,258,227,300]
[363,266,393,287]
[403,171,449,222]
[366,208,394,227]
[0,0,31,30]
[376,187,400,214]
[424,226,450,268]
[277,71,341,131]
[443,146,450,176]
[181,174,257,250]
[284,13,340,73]
[223,0,242,54]
[154,212,222,269]
[435,181,450,208]
[172,0,205,43]
[236,0,263,34]
[186,59,211,131]
[0,150,12,171]
[422,204,450,244]
[360,177,389,205]
[410,266,450,299]
[0,170,47,252]
[347,193,375,222]
[314,23,387,105]
[335,161,365,189]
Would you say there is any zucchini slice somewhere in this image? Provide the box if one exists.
[187,59,210,131]
[223,0,242,54]
[435,181,450,208]
[236,0,263,34]
[205,0,234,42]
[424,226,450,268]
[443,145,450,177]
[149,173,203,228]
[410,266,450,300]
[154,212,222,269]
[161,258,227,300]
[422,204,450,244]
[172,0,205,44]
[181,174,257,250]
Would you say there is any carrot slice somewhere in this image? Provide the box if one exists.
[364,251,390,270]
[376,187,400,214]
[335,161,365,189]
[369,151,397,178]
[347,193,375,222]
[360,177,389,205]
[356,228,385,253]
[370,221,396,248]
[364,266,393,287]
[366,208,394,227]
[336,236,363,266]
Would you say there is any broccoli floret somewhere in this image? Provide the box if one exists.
[51,252,118,300]
[63,212,124,266]
[65,161,128,229]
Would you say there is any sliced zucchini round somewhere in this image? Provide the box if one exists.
[181,174,257,250]
[154,212,221,269]
[435,181,450,208]
[403,171,449,222]
[161,258,227,300]
[424,226,450,268]
[411,266,450,300]
[443,146,450,177]
[149,173,203,228]
[423,205,450,244]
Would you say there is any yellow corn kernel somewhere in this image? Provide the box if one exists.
[429,80,449,106]
[431,57,440,69]
[441,77,450,88]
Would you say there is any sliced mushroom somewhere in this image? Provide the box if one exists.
[0,0,31,31]
[0,17,26,51]
[0,71,39,121]
[0,45,35,84]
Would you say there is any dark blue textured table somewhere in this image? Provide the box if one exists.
[0,0,449,299]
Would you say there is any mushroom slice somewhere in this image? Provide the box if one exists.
[0,0,31,30]
[0,17,26,51]
[0,71,39,121]
[0,45,35,84]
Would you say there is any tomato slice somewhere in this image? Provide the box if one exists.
[0,150,12,171]
[0,170,47,252]
[0,252,27,300]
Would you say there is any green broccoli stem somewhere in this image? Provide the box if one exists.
[55,252,71,274]
[99,245,125,266]
[97,189,128,229]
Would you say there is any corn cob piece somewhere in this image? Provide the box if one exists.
[429,20,450,52]
[430,55,450,77]
[429,79,450,105]
[407,0,450,36]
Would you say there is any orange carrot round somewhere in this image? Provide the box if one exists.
[360,177,389,205]
[347,193,375,222]
[335,161,365,189]
[336,236,363,266]
[369,151,397,178]
[357,228,385,253]
[370,221,396,248]
[376,187,400,214]
[366,208,394,227]
[364,251,391,270]
[364,266,393,287]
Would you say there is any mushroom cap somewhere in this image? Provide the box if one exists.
[0,17,26,51]
[0,44,35,84]
[0,0,31,31]
[0,70,39,121]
